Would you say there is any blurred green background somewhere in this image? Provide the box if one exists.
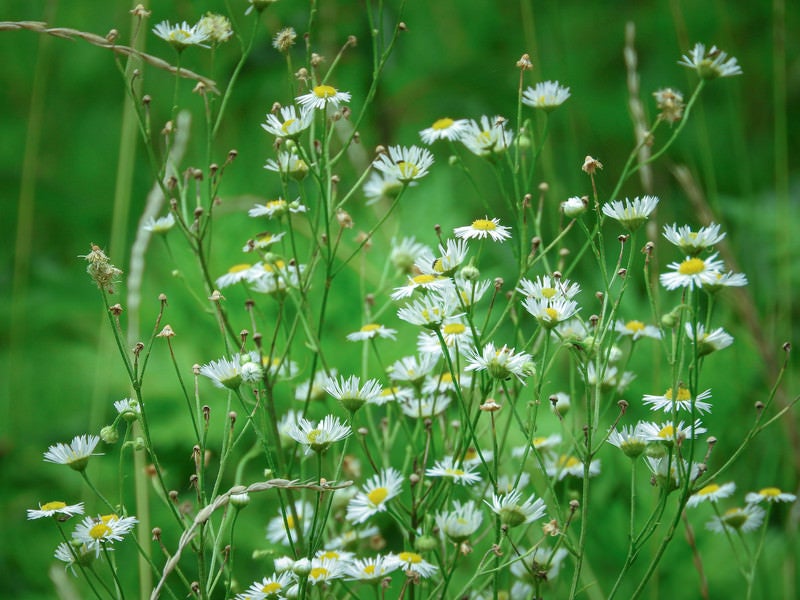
[1,0,798,598]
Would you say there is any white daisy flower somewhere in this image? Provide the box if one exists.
[197,14,233,45]
[142,213,176,234]
[346,467,404,524]
[248,198,308,219]
[387,353,438,383]
[451,277,492,308]
[465,342,532,383]
[522,296,580,328]
[390,236,431,273]
[601,195,659,231]
[561,195,588,217]
[372,145,434,183]
[512,433,563,459]
[415,239,471,277]
[250,261,304,295]
[261,105,313,139]
[662,222,726,255]
[704,269,749,291]
[679,43,742,79]
[308,558,344,584]
[399,394,451,418]
[418,320,475,358]
[243,231,286,253]
[343,554,402,582]
[522,80,571,110]
[72,514,138,558]
[323,374,383,412]
[54,541,92,575]
[607,424,649,459]
[485,489,546,527]
[391,273,454,300]
[707,505,764,533]
[286,415,351,454]
[645,456,700,489]
[685,323,734,356]
[264,151,309,179]
[363,171,404,205]
[615,319,661,341]
[394,551,438,578]
[266,501,314,545]
[640,419,707,444]
[459,115,513,157]
[494,473,532,496]
[642,385,712,414]
[545,455,601,480]
[687,481,736,507]
[745,487,797,505]
[152,20,209,50]
[419,117,470,145]
[346,323,398,342]
[43,435,102,471]
[516,275,581,302]
[326,525,380,550]
[426,456,482,486]
[113,398,141,421]
[397,294,454,329]
[215,263,262,289]
[435,500,483,542]
[295,369,336,403]
[27,501,84,521]
[244,571,295,598]
[453,217,511,242]
[296,84,351,110]
[200,355,243,389]
[659,253,726,290]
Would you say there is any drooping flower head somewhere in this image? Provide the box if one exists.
[679,43,742,79]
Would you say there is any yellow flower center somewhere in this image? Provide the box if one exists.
[533,436,549,447]
[41,501,67,511]
[440,372,454,384]
[89,522,112,540]
[412,274,437,285]
[471,219,497,231]
[445,467,466,477]
[100,514,119,524]
[310,567,329,579]
[544,307,559,321]
[306,429,322,443]
[281,118,296,133]
[464,447,478,461]
[228,263,251,274]
[319,551,340,560]
[442,323,466,335]
[678,257,706,275]
[558,455,580,469]
[697,483,720,496]
[285,515,296,529]
[266,199,287,210]
[398,551,421,564]
[664,386,691,401]
[658,425,675,439]
[360,323,382,332]
[626,320,645,332]
[541,287,557,299]
[262,582,282,593]
[397,161,419,179]
[432,117,454,130]
[313,85,337,99]
[367,487,389,505]
[363,564,376,575]
[759,487,781,497]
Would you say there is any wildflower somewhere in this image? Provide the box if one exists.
[261,105,313,139]
[264,151,309,180]
[296,85,351,110]
[645,456,700,489]
[419,117,469,144]
[465,342,533,383]
[545,455,601,480]
[142,213,176,234]
[323,375,383,413]
[485,490,546,527]
[152,21,209,51]
[512,433,563,460]
[687,482,736,507]
[215,263,261,289]
[266,501,314,545]
[387,354,438,383]
[248,198,308,219]
[653,87,685,124]
[346,323,397,342]
[418,320,475,357]
[372,145,434,184]
[459,115,513,158]
[521,80,571,110]
[607,424,648,459]
[114,398,141,421]
[585,363,635,393]
[394,551,438,578]
[453,217,511,242]
[522,297,580,328]
[391,273,454,300]
[642,385,712,414]
[390,236,430,274]
[601,195,659,231]
[451,277,491,307]
[703,269,749,292]
[396,294,453,329]
[244,231,286,252]
[73,514,138,558]
[43,435,102,472]
[679,43,742,79]
[517,275,580,302]
[707,505,765,533]
[415,238,471,277]
[327,526,381,550]
[511,547,569,582]
[660,253,726,291]
[343,554,402,582]
[561,196,587,217]
[27,501,84,521]
[399,394,451,418]
[200,355,243,389]
[272,27,296,52]
[662,222,725,255]
[640,419,707,444]
[745,487,797,504]
[426,456,482,485]
[685,323,734,356]
[243,572,294,598]
[197,13,233,44]
[435,500,483,543]
[307,558,344,584]
[615,319,661,341]
[287,415,351,454]
[346,467,404,524]
[582,155,603,174]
